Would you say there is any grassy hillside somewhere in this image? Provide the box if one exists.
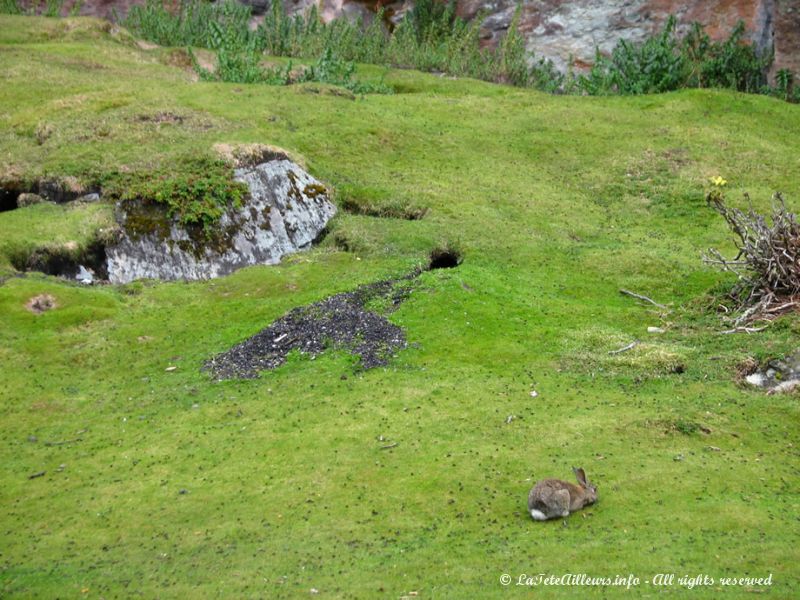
[1,15,798,598]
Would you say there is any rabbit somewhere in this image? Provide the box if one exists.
[528,467,597,521]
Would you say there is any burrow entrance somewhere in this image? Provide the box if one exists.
[11,239,109,283]
[428,246,462,270]
[0,188,20,212]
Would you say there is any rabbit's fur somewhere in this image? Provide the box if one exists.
[528,467,597,521]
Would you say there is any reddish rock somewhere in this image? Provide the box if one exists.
[459,0,793,77]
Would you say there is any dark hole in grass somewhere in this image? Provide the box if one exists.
[0,188,19,212]
[428,247,462,270]
[11,239,109,281]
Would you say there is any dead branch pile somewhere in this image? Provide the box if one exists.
[704,191,800,324]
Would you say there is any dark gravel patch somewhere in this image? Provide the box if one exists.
[204,270,421,379]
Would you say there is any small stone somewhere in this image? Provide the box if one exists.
[76,265,94,285]
[529,390,538,398]
[673,454,684,462]
[179,488,188,495]
[17,193,46,207]
[705,446,721,452]
[76,193,100,203]
[647,326,665,333]
[165,366,177,372]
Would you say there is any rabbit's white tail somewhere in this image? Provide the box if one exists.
[530,509,548,521]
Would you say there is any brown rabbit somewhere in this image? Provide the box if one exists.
[528,467,597,521]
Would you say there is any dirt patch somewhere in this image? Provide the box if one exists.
[340,196,428,220]
[136,40,160,51]
[204,270,423,379]
[135,112,185,125]
[26,294,57,314]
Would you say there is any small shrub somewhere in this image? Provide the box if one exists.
[295,48,392,95]
[0,0,21,14]
[124,0,252,48]
[579,17,773,96]
[766,68,800,103]
[44,0,63,18]
[683,21,769,93]
[579,16,688,95]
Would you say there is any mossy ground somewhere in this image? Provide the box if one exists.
[1,15,799,599]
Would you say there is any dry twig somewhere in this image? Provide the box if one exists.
[609,341,638,355]
[619,289,667,309]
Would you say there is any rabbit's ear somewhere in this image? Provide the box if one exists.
[573,467,587,486]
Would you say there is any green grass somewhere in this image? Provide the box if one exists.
[1,15,799,598]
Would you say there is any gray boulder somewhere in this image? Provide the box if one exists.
[106,158,335,284]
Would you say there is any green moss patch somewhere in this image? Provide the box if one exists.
[102,156,247,232]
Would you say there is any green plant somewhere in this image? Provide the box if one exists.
[296,48,393,94]
[579,16,687,95]
[681,21,769,93]
[43,0,63,18]
[0,0,21,15]
[124,0,252,48]
[102,157,247,231]
[68,0,83,17]
[580,17,775,97]
[497,5,529,87]
[767,68,799,103]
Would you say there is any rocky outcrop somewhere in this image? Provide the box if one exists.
[39,0,800,78]
[106,158,335,284]
[458,0,789,74]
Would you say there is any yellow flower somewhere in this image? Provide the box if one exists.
[710,176,727,187]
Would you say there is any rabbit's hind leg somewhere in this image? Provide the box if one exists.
[553,489,570,517]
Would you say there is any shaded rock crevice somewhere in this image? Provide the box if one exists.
[10,239,109,282]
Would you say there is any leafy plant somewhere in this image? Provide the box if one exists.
[124,0,252,48]
[579,16,687,95]
[0,0,21,15]
[68,0,83,17]
[44,0,63,18]
[63,0,800,102]
[296,48,392,94]
[497,5,529,87]
[580,17,774,97]
[102,157,247,231]
[683,21,769,93]
[767,68,799,103]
